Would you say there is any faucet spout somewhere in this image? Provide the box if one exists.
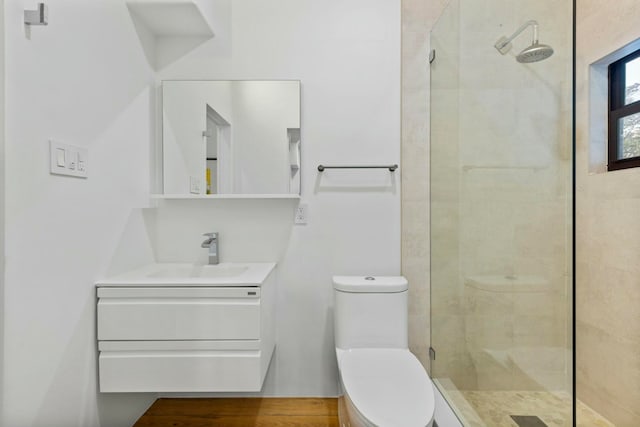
[201,232,219,265]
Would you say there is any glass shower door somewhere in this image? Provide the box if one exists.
[430,0,574,425]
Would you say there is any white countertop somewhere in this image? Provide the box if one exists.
[96,262,276,287]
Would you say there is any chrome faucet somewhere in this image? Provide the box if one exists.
[201,232,219,265]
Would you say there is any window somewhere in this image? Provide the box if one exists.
[608,49,640,171]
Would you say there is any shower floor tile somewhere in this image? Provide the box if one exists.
[438,388,615,427]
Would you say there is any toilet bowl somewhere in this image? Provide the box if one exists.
[333,276,435,427]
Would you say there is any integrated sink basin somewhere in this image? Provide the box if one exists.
[96,262,275,287]
[147,264,249,279]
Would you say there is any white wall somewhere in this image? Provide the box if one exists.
[2,1,400,426]
[3,1,156,426]
[155,0,401,397]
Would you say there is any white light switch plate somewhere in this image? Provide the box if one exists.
[49,140,88,178]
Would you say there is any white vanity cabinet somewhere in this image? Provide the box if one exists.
[96,263,276,393]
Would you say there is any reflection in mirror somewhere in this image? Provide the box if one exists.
[162,81,301,195]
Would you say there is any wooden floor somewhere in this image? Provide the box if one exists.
[133,398,339,427]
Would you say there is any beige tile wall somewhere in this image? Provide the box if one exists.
[576,1,640,424]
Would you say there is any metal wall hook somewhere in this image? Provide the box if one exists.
[25,3,48,26]
[429,49,436,64]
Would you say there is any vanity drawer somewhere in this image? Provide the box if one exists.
[97,287,261,341]
[99,348,264,392]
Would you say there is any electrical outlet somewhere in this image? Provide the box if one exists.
[295,203,308,224]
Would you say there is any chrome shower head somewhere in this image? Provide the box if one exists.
[517,42,554,63]
[495,20,554,63]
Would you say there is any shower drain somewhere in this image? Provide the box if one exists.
[510,415,548,427]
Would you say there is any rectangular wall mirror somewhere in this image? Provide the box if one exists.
[161,80,301,196]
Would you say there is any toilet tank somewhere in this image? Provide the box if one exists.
[333,276,408,349]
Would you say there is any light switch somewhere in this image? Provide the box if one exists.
[56,148,66,167]
[50,140,88,179]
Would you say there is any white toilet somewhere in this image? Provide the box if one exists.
[333,276,435,427]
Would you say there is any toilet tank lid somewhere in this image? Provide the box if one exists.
[332,276,408,293]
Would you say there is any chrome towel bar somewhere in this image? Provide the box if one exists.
[317,164,398,172]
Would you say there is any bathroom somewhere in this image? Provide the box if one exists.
[0,0,639,426]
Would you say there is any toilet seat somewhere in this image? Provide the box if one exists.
[338,348,435,427]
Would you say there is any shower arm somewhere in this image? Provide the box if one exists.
[495,20,539,52]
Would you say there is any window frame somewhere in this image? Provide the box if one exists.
[608,49,640,171]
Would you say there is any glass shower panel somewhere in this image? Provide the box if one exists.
[430,0,574,425]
